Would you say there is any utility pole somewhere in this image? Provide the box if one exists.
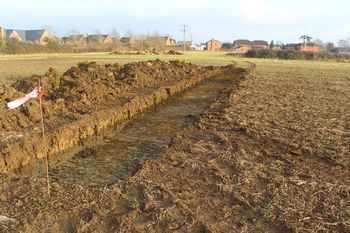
[181,25,187,52]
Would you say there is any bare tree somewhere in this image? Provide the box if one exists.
[146,30,166,51]
[93,29,102,35]
[66,29,82,53]
[43,25,56,35]
[91,29,103,43]
[338,39,350,47]
[133,34,147,51]
[110,27,120,42]
[67,29,80,36]
[124,30,134,50]
[324,42,335,52]
[124,30,133,38]
[313,38,323,46]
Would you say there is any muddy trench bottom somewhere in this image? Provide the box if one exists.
[21,75,234,187]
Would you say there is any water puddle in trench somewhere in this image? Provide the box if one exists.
[21,75,233,187]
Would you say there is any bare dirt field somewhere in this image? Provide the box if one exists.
[0,57,349,232]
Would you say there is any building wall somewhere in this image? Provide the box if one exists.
[103,36,114,44]
[206,39,222,51]
[165,38,176,46]
[9,31,23,42]
[234,45,252,52]
[165,38,171,45]
[169,39,176,45]
[39,30,50,44]
[252,45,269,50]
[297,44,320,52]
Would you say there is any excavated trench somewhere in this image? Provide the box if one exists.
[20,75,236,187]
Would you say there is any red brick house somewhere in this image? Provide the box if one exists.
[206,38,222,51]
[285,43,299,51]
[233,39,252,52]
[285,43,320,52]
[296,43,320,52]
[252,40,269,50]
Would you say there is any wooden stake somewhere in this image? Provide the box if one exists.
[38,78,50,196]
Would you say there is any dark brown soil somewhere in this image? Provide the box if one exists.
[0,60,222,172]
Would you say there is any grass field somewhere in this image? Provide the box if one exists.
[1,51,350,84]
[0,52,237,83]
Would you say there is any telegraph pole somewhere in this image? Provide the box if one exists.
[181,25,187,52]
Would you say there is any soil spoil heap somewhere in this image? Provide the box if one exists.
[0,60,220,172]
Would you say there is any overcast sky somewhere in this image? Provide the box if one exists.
[0,0,349,44]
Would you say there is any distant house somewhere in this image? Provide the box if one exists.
[285,43,299,51]
[61,34,87,45]
[270,44,282,50]
[190,43,206,51]
[0,27,50,44]
[87,34,113,44]
[285,43,320,52]
[147,36,176,46]
[233,39,252,52]
[337,47,350,54]
[177,41,192,46]
[120,37,135,43]
[205,38,222,51]
[233,39,269,52]
[252,40,269,50]
[296,43,320,52]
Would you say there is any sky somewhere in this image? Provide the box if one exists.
[0,0,349,44]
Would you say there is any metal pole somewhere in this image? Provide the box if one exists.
[38,78,50,196]
[181,25,187,52]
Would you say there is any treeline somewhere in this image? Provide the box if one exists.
[244,49,350,60]
[0,38,128,54]
[0,37,176,54]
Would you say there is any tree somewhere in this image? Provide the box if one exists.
[124,30,133,38]
[313,39,323,47]
[299,35,312,51]
[269,40,274,49]
[45,37,61,52]
[313,38,324,51]
[92,29,103,43]
[0,36,3,53]
[124,30,134,50]
[93,29,102,35]
[67,29,80,36]
[338,39,349,47]
[110,27,120,42]
[222,42,233,49]
[43,25,56,35]
[146,30,165,51]
[67,29,81,53]
[324,42,335,52]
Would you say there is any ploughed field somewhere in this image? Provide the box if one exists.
[0,59,349,232]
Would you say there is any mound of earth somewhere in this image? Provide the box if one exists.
[0,64,253,233]
[0,60,225,172]
[109,49,182,55]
